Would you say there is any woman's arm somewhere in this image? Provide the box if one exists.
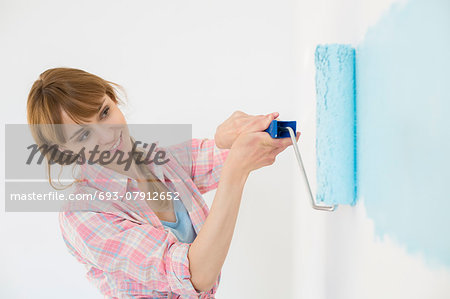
[187,113,299,292]
[188,151,248,292]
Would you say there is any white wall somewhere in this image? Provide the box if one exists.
[1,0,449,298]
[0,1,297,298]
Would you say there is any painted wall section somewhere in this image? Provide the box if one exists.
[357,0,450,267]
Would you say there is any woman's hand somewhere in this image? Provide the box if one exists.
[227,130,301,175]
[214,110,280,149]
[190,115,300,292]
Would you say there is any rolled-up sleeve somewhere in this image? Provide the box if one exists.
[190,138,230,194]
[165,138,230,194]
[164,241,195,293]
[59,210,212,297]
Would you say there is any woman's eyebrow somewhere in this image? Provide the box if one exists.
[97,98,107,112]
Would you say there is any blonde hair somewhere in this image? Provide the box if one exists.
[26,67,171,211]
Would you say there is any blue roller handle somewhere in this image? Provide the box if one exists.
[264,120,297,138]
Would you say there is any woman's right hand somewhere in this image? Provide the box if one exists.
[227,130,300,175]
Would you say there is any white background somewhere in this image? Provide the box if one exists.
[1,0,449,298]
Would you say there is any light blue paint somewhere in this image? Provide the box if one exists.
[315,44,356,206]
[357,0,450,266]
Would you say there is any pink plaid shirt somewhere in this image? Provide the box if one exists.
[59,138,230,298]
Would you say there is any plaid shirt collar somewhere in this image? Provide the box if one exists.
[78,141,170,198]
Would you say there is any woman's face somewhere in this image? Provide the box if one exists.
[60,94,132,161]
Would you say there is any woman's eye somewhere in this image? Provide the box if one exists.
[78,130,90,142]
[100,107,110,119]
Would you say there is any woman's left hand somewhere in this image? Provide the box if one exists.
[214,110,279,149]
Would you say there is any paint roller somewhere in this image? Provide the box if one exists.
[264,44,356,211]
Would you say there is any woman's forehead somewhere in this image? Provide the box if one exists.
[59,107,96,141]
[60,95,109,125]
[60,109,78,125]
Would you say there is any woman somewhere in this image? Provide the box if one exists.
[26,67,299,298]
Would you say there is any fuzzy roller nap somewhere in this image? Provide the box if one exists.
[315,44,357,206]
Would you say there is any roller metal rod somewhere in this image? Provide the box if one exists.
[283,127,336,212]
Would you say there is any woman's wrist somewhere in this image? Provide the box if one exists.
[222,150,251,180]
